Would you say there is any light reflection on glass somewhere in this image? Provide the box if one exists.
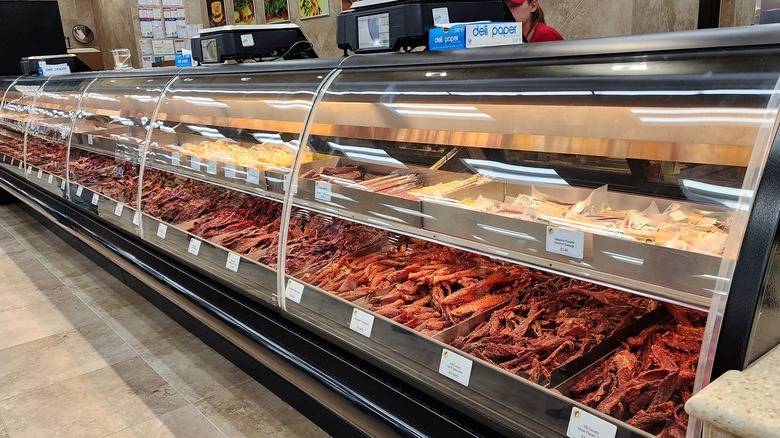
[602,250,644,266]
[461,158,568,186]
[327,141,406,168]
[679,179,751,210]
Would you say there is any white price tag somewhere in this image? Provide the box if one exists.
[114,203,124,216]
[187,238,201,256]
[60,180,66,190]
[48,174,54,184]
[2,155,5,162]
[132,212,140,225]
[207,160,217,175]
[246,167,260,185]
[76,186,84,197]
[18,161,23,170]
[226,252,240,272]
[283,174,298,195]
[438,349,473,386]
[36,169,42,179]
[190,156,201,171]
[567,408,617,438]
[224,163,236,179]
[91,193,99,205]
[349,308,375,338]
[170,152,180,167]
[284,279,304,304]
[26,165,32,175]
[8,158,13,165]
[545,227,585,259]
[156,223,168,239]
[315,181,332,202]
[240,33,255,47]
[87,134,93,145]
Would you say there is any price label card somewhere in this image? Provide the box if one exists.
[226,252,240,272]
[18,161,23,169]
[48,174,54,184]
[438,349,473,386]
[315,181,332,202]
[207,160,217,175]
[36,169,42,179]
[91,193,100,205]
[114,203,124,216]
[2,155,5,162]
[567,408,617,438]
[349,308,375,338]
[76,186,84,197]
[60,180,66,190]
[545,227,585,259]
[156,223,168,239]
[187,238,201,256]
[26,165,32,175]
[170,152,180,167]
[133,212,140,225]
[190,156,201,171]
[87,134,93,145]
[283,174,298,195]
[246,167,260,185]
[224,163,236,179]
[284,279,304,304]
[8,158,13,165]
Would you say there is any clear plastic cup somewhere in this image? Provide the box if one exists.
[111,48,132,70]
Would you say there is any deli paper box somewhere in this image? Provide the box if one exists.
[429,22,522,51]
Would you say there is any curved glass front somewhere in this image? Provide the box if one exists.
[141,69,330,303]
[280,51,780,436]
[0,77,46,174]
[26,76,94,196]
[69,76,172,235]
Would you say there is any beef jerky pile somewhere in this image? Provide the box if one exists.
[25,137,67,176]
[283,209,390,273]
[450,280,659,385]
[69,149,139,203]
[0,136,23,159]
[302,239,535,335]
[141,169,240,224]
[567,305,706,438]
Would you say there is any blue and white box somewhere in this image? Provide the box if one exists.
[429,22,522,51]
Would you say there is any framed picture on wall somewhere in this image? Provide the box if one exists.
[341,0,352,12]
[206,0,227,26]
[231,0,257,24]
[300,0,328,19]
[264,0,289,22]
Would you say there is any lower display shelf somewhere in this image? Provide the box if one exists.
[140,214,278,306]
[282,275,656,438]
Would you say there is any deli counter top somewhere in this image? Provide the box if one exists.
[3,23,780,438]
[686,343,780,438]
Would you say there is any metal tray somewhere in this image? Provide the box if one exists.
[140,213,278,306]
[24,165,68,200]
[282,276,654,438]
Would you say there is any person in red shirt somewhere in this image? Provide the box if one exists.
[503,0,563,42]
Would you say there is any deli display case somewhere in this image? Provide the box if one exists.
[1,24,780,438]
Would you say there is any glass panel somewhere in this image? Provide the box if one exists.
[140,70,329,302]
[69,76,171,234]
[281,50,780,437]
[26,76,93,194]
[0,77,46,168]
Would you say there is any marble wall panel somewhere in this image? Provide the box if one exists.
[736,0,758,25]
[558,0,632,40]
[632,0,698,34]
[720,0,737,26]
[91,0,137,68]
[58,0,99,49]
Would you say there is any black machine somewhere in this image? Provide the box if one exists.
[336,0,505,53]
[20,54,92,76]
[190,24,317,64]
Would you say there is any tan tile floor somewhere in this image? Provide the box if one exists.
[0,203,328,438]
